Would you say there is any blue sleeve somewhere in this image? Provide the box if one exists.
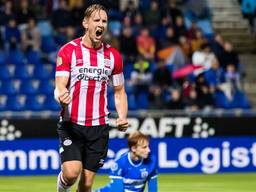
[95,178,124,192]
[148,175,158,192]
[96,159,125,192]
[148,154,158,192]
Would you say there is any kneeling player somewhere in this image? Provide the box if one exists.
[95,131,158,192]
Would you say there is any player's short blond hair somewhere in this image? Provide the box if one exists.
[128,131,149,150]
[84,4,107,20]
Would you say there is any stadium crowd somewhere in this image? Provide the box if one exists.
[0,0,252,112]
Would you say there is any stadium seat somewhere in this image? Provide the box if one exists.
[0,51,6,66]
[1,80,19,95]
[41,35,57,53]
[27,50,41,65]
[33,65,51,79]
[20,80,39,95]
[14,65,31,79]
[0,66,12,80]
[38,80,54,95]
[128,94,137,110]
[107,93,115,111]
[0,95,7,111]
[6,95,26,111]
[7,49,25,65]
[25,95,45,111]
[137,92,149,109]
[44,96,60,111]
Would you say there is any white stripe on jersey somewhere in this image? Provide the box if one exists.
[77,46,90,125]
[112,73,124,86]
[92,47,104,126]
[56,71,70,77]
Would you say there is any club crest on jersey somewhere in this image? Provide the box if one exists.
[57,56,62,66]
[140,169,148,178]
[104,59,111,69]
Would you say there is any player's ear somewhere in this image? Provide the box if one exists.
[82,19,89,31]
[131,146,137,153]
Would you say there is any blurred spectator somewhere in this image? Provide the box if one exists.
[158,25,178,49]
[191,29,208,52]
[173,16,187,39]
[21,18,41,52]
[192,43,217,74]
[136,27,156,60]
[220,41,240,71]
[179,35,192,62]
[186,20,198,40]
[210,34,225,64]
[241,0,256,27]
[132,12,144,36]
[122,0,138,20]
[0,0,15,26]
[184,0,211,21]
[51,0,73,33]
[163,0,183,23]
[119,27,138,63]
[167,88,185,109]
[154,15,171,40]
[30,0,47,20]
[153,60,173,88]
[16,0,35,27]
[148,85,166,109]
[184,86,200,112]
[71,0,85,27]
[143,0,161,30]
[129,57,152,98]
[194,73,214,109]
[4,18,21,50]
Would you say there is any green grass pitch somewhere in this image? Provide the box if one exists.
[0,173,255,192]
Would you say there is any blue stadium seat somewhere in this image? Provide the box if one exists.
[107,93,115,111]
[128,94,137,110]
[7,49,25,65]
[124,63,134,79]
[0,66,12,80]
[0,95,7,111]
[44,96,60,111]
[0,51,6,66]
[14,65,31,79]
[137,92,149,109]
[41,35,57,53]
[6,95,26,111]
[33,65,51,79]
[1,81,19,95]
[27,50,41,65]
[25,95,44,111]
[20,80,39,95]
[38,80,54,95]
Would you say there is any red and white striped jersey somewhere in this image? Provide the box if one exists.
[55,38,124,126]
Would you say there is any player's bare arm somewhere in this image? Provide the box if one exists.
[54,76,71,106]
[114,84,128,132]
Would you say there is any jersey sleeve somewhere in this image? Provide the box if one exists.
[110,48,124,86]
[148,154,158,192]
[55,45,71,77]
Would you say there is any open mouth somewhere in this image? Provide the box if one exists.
[96,29,103,37]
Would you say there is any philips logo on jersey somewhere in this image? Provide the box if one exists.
[77,67,111,82]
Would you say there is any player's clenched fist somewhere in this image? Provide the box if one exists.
[116,118,129,132]
[54,88,71,106]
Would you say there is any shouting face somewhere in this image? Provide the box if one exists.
[83,9,108,47]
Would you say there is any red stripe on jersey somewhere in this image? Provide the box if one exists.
[99,46,110,124]
[99,81,106,124]
[70,42,83,123]
[85,49,97,126]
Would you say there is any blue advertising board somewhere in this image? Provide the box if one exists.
[0,138,256,175]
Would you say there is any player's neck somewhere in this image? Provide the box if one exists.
[130,152,142,162]
[82,35,101,49]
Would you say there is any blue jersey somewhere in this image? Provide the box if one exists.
[96,151,158,192]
